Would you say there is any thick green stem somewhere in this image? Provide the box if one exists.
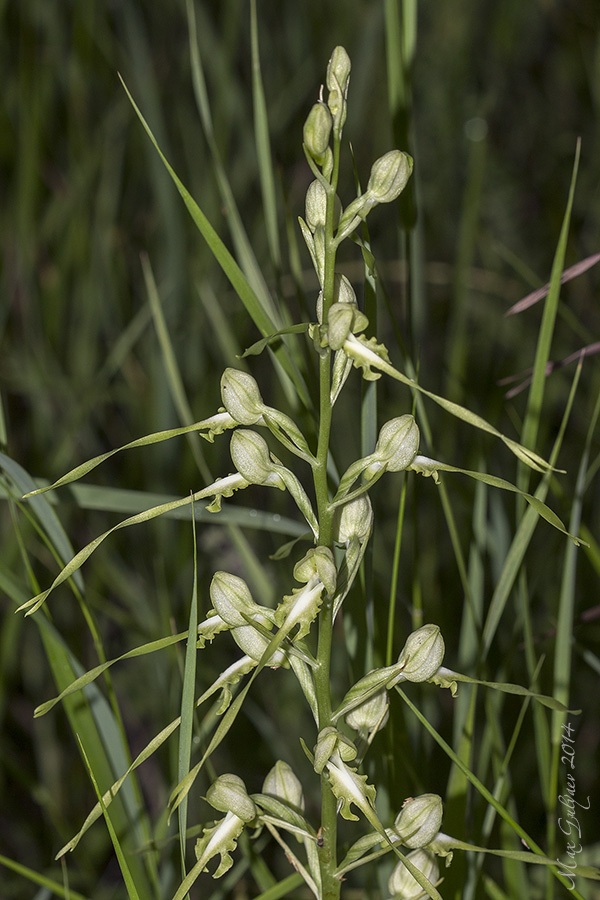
[312,135,342,900]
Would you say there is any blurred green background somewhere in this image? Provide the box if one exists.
[1,1,599,898]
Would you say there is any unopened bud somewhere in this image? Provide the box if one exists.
[305,180,328,232]
[366,150,413,205]
[316,272,356,323]
[364,415,420,479]
[314,726,357,774]
[303,102,332,160]
[328,302,355,351]
[394,794,443,849]
[388,848,439,899]
[345,688,389,734]
[397,625,444,683]
[326,46,351,129]
[262,760,304,810]
[293,546,337,596]
[220,369,264,425]
[230,429,284,488]
[210,571,271,628]
[207,774,256,823]
[326,46,351,96]
[333,493,373,544]
[231,617,287,666]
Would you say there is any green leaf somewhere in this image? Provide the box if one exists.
[120,74,310,408]
[431,667,580,712]
[240,323,311,358]
[18,474,250,615]
[78,738,142,900]
[343,334,557,472]
[409,456,585,545]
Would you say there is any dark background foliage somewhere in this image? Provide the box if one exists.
[1,1,599,898]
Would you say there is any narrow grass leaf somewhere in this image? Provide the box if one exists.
[34,631,188,717]
[519,142,580,480]
[78,738,142,900]
[0,854,91,900]
[20,419,231,498]
[411,458,583,544]
[185,0,281,326]
[250,0,281,271]
[240,323,310,358]
[482,362,581,655]
[18,475,256,615]
[1,453,84,591]
[178,511,199,878]
[434,667,577,712]
[506,250,600,316]
[253,873,304,900]
[120,74,309,408]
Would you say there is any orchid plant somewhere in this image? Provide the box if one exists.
[18,43,598,900]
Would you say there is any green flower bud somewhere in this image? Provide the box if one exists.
[314,727,357,774]
[366,150,413,205]
[293,546,337,596]
[363,415,420,480]
[220,368,264,425]
[210,571,272,628]
[345,688,389,734]
[207,773,256,823]
[326,46,351,129]
[316,272,357,323]
[262,760,304,811]
[397,624,445,683]
[305,180,328,232]
[303,101,332,160]
[394,794,443,849]
[388,848,439,899]
[327,302,356,351]
[231,617,288,667]
[333,493,373,544]
[230,429,285,488]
